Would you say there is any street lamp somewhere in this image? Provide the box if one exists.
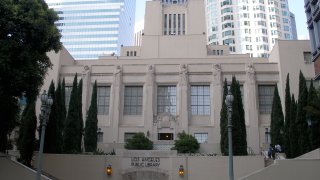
[306,116,319,149]
[178,165,184,177]
[225,89,234,180]
[19,92,28,115]
[307,116,312,127]
[36,90,53,180]
[106,164,112,176]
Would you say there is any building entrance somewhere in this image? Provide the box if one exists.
[158,133,173,140]
[122,170,169,180]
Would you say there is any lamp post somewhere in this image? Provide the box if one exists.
[36,90,53,180]
[225,90,234,180]
[15,92,28,151]
[307,116,312,127]
[19,92,28,116]
[306,116,319,149]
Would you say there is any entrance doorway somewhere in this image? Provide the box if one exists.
[158,133,173,140]
[122,169,169,180]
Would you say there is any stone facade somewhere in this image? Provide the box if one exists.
[40,0,315,155]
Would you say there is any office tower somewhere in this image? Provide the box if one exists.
[206,0,297,57]
[304,0,320,79]
[46,0,136,60]
[289,12,297,40]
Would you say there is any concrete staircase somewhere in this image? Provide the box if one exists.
[239,149,320,180]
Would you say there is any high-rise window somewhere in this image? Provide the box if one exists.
[124,86,143,115]
[258,85,275,114]
[194,133,208,143]
[97,86,110,115]
[46,0,135,60]
[157,86,177,115]
[207,0,294,57]
[191,85,210,115]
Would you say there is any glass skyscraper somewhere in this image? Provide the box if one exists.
[206,0,297,58]
[46,0,136,60]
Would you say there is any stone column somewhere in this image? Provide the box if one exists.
[178,64,189,134]
[144,65,155,141]
[212,64,223,142]
[245,63,259,154]
[81,65,90,150]
[81,65,91,124]
[110,65,122,142]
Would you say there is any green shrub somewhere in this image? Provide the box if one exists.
[174,131,199,153]
[125,133,153,150]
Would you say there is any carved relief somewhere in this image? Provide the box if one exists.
[82,65,90,77]
[246,63,256,84]
[212,64,222,85]
[113,65,122,87]
[153,112,177,129]
[146,64,155,86]
[179,64,188,86]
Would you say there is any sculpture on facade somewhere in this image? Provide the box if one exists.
[146,64,155,86]
[113,65,122,86]
[213,64,222,85]
[246,63,256,84]
[82,65,90,78]
[179,64,188,86]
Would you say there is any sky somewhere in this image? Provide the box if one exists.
[135,0,309,40]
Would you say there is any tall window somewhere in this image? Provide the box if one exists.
[65,86,72,111]
[194,133,208,143]
[191,85,210,115]
[124,133,137,142]
[303,52,312,64]
[164,14,167,35]
[178,14,181,35]
[124,86,143,115]
[173,14,176,35]
[157,86,177,115]
[182,14,186,35]
[258,85,275,114]
[97,128,103,143]
[97,86,110,115]
[169,14,172,35]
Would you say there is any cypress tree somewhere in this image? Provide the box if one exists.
[230,76,247,155]
[220,79,228,155]
[289,95,298,158]
[84,81,98,152]
[284,74,292,158]
[296,71,310,155]
[55,80,64,153]
[18,102,37,167]
[61,78,67,128]
[77,79,83,152]
[43,81,59,153]
[0,0,61,153]
[270,85,284,147]
[305,80,320,150]
[63,74,80,153]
